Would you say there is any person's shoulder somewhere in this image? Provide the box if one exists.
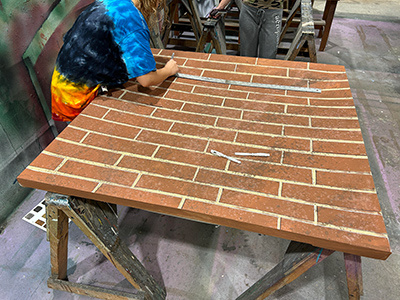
[101,0,138,14]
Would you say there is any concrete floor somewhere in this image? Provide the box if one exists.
[1,0,399,299]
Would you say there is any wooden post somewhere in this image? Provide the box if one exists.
[45,193,164,300]
[236,241,334,300]
[344,253,363,300]
[46,196,69,280]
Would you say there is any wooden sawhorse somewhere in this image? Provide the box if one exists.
[280,0,317,62]
[45,192,363,299]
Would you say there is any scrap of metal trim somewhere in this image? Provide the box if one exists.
[175,73,321,93]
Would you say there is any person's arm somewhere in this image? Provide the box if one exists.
[136,58,179,87]
[215,0,231,10]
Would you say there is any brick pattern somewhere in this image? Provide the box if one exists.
[18,49,391,259]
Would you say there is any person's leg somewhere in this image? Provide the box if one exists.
[239,4,260,57]
[258,8,283,59]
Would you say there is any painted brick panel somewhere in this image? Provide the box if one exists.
[117,156,197,180]
[313,140,367,155]
[59,160,138,186]
[283,152,371,172]
[82,133,157,156]
[220,189,314,221]
[195,169,280,195]
[17,50,390,260]
[29,153,64,171]
[282,183,381,212]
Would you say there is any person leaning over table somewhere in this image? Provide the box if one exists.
[51,0,179,122]
[210,0,283,59]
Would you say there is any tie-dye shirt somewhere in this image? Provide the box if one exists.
[51,0,156,122]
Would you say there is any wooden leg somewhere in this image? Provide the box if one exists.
[344,253,363,300]
[318,0,338,51]
[46,197,69,280]
[45,193,164,300]
[236,241,334,300]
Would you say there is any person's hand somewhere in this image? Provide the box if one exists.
[208,8,220,18]
[165,59,179,77]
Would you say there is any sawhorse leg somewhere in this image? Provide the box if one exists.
[236,241,363,300]
[344,253,363,300]
[236,241,334,299]
[45,193,165,300]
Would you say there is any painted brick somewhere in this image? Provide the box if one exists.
[46,139,121,165]
[56,127,87,142]
[184,59,236,71]
[289,69,348,80]
[243,111,309,126]
[18,169,98,195]
[165,90,224,106]
[236,132,310,151]
[220,189,314,220]
[193,86,248,99]
[248,93,308,105]
[309,81,351,90]
[224,98,285,113]
[104,110,172,131]
[72,115,141,140]
[284,126,364,141]
[252,75,308,88]
[59,160,138,186]
[168,81,195,92]
[97,184,182,210]
[283,152,371,172]
[136,130,208,152]
[308,63,346,72]
[182,199,278,230]
[136,174,219,201]
[175,66,203,76]
[216,118,282,135]
[117,155,197,180]
[195,169,280,195]
[81,103,109,118]
[92,98,156,115]
[310,99,355,107]
[123,82,168,98]
[155,147,226,170]
[183,103,242,119]
[170,123,236,141]
[257,59,308,69]
[282,183,381,212]
[280,218,390,259]
[313,140,367,155]
[121,90,165,106]
[152,108,216,125]
[209,53,257,64]
[83,133,157,156]
[202,70,252,82]
[236,64,287,76]
[311,117,361,129]
[229,160,312,184]
[30,153,64,171]
[316,171,375,190]
[317,207,387,233]
[287,106,358,118]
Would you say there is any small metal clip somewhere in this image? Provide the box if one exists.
[211,150,241,164]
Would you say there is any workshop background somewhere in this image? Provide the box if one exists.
[0,0,399,299]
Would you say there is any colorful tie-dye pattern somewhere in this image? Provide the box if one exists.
[51,0,156,122]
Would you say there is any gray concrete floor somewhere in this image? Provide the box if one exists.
[1,0,399,299]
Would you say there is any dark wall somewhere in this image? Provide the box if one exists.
[0,0,93,225]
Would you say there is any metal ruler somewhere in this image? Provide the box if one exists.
[175,73,321,93]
